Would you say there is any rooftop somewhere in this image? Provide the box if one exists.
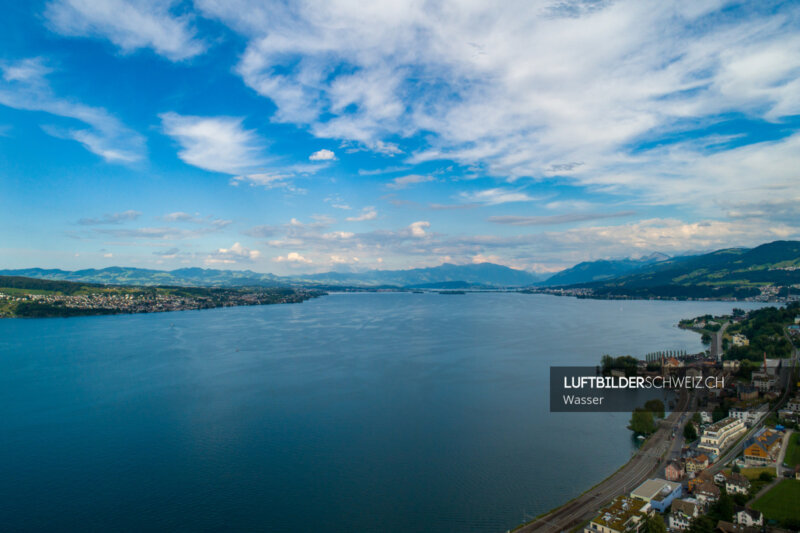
[671,498,698,517]
[631,478,681,502]
[590,496,647,531]
[704,416,740,433]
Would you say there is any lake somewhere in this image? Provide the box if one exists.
[0,293,767,532]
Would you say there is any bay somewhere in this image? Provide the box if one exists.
[0,293,766,532]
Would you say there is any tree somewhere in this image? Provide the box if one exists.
[701,332,712,345]
[758,471,774,482]
[629,408,656,435]
[687,515,715,533]
[691,412,702,425]
[683,422,698,442]
[732,464,741,473]
[641,513,667,533]
[645,399,665,419]
[709,492,733,522]
[712,400,729,422]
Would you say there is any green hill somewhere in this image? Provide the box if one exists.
[566,240,800,299]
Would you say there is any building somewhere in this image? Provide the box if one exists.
[751,372,776,392]
[730,333,749,347]
[725,473,751,495]
[685,454,709,474]
[665,460,684,481]
[723,360,741,372]
[715,520,760,533]
[668,499,700,530]
[778,395,800,423]
[737,385,759,402]
[664,357,683,369]
[734,507,763,527]
[751,358,781,392]
[694,481,720,505]
[630,478,682,513]
[743,428,783,467]
[688,470,714,492]
[698,417,746,456]
[583,495,649,533]
[729,403,768,427]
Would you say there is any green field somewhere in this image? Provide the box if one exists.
[723,466,776,480]
[0,287,55,295]
[786,432,800,468]
[751,479,800,522]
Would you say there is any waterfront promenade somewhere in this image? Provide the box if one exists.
[515,389,690,533]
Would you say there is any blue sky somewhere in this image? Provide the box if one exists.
[1,0,799,274]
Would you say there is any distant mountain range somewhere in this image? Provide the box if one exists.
[0,266,283,287]
[4,241,799,297]
[559,240,800,299]
[0,262,547,289]
[540,252,671,286]
[293,262,547,287]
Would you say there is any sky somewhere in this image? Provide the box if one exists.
[1,0,799,275]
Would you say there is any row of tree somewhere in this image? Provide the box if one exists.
[628,400,666,435]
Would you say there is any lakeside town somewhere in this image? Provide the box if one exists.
[0,278,324,318]
[521,303,800,533]
[528,284,796,303]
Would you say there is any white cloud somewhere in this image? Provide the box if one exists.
[488,211,636,226]
[193,0,800,213]
[205,242,260,264]
[78,210,141,225]
[274,251,312,263]
[230,172,295,190]
[44,0,205,61]
[409,221,430,237]
[346,207,378,222]
[0,58,144,162]
[459,188,536,205]
[2,58,52,82]
[324,195,351,209]
[324,231,354,239]
[159,212,232,227]
[471,253,502,265]
[160,112,267,174]
[386,174,434,190]
[309,148,336,161]
[160,211,201,222]
[329,255,359,264]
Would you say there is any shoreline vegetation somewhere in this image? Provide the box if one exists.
[0,275,324,318]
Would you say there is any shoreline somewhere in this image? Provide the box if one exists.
[511,390,689,533]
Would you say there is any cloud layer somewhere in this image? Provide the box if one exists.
[0,57,144,162]
[45,0,205,60]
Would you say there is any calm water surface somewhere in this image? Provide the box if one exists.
[0,293,767,532]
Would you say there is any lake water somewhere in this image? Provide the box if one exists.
[0,293,767,532]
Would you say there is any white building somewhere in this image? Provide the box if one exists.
[729,403,768,427]
[734,507,763,527]
[668,499,700,530]
[698,417,746,456]
[751,358,782,392]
